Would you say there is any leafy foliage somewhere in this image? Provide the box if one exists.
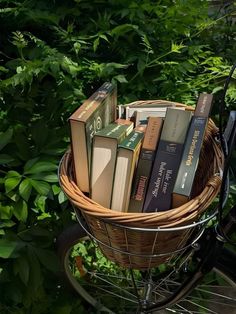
[0,0,235,313]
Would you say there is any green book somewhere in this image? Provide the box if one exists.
[111,128,145,212]
[172,93,213,207]
[91,120,133,208]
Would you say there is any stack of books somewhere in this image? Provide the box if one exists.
[69,82,213,213]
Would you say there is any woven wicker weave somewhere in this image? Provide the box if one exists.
[59,101,223,270]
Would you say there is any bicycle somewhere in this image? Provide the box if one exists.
[56,65,236,314]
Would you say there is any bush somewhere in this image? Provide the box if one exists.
[0,0,235,312]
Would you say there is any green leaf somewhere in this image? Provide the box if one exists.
[113,75,128,83]
[52,184,61,195]
[34,195,47,212]
[93,37,100,52]
[37,212,52,220]
[5,176,22,193]
[171,42,186,53]
[19,178,32,201]
[0,220,16,228]
[6,170,21,178]
[0,154,14,164]
[24,161,58,174]
[23,157,40,172]
[111,24,139,37]
[0,128,13,151]
[30,180,51,195]
[29,172,58,183]
[58,190,67,204]
[0,238,18,258]
[0,204,12,219]
[13,199,28,222]
[27,248,43,293]
[6,191,20,202]
[14,256,30,285]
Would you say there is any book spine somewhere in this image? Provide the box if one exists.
[172,117,208,207]
[128,151,155,212]
[128,117,163,212]
[172,93,213,208]
[85,103,108,174]
[143,141,185,212]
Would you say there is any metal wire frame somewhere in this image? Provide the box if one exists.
[73,205,214,260]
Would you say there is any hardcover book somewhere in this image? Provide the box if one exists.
[69,82,117,193]
[134,108,167,126]
[128,117,163,213]
[143,108,193,212]
[90,120,133,208]
[117,101,180,120]
[111,128,145,212]
[172,93,213,208]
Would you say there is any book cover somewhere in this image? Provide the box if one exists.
[135,108,167,126]
[111,129,145,212]
[90,121,134,208]
[143,108,193,212]
[172,93,213,208]
[124,101,180,120]
[128,117,163,213]
[69,82,117,193]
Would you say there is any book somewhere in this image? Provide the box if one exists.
[90,120,134,208]
[172,93,213,208]
[117,100,182,119]
[69,82,117,193]
[143,108,193,212]
[134,108,178,126]
[111,127,145,212]
[128,117,163,213]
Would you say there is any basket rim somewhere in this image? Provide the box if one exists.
[59,100,223,228]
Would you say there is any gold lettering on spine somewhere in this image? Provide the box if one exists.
[186,130,200,166]
[135,176,147,201]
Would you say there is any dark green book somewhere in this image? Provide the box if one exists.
[111,128,145,212]
[143,108,192,212]
[90,120,133,208]
[172,93,213,208]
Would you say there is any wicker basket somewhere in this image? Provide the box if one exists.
[59,101,223,270]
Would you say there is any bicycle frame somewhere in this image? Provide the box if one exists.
[145,204,236,312]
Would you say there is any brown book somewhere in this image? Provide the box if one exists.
[128,117,163,212]
[143,108,193,212]
[69,82,117,193]
[172,93,213,207]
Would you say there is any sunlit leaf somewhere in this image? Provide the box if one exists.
[0,238,18,258]
[5,176,22,193]
[30,180,51,195]
[24,161,57,174]
[13,199,28,222]
[19,178,32,201]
